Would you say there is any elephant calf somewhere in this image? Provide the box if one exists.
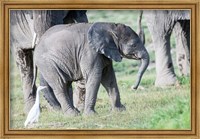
[32,22,149,116]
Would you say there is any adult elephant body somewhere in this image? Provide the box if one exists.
[32,22,149,115]
[143,10,190,86]
[10,10,88,113]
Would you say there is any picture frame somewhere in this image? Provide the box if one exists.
[0,0,199,138]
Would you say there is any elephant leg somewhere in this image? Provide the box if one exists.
[38,61,79,116]
[40,74,74,111]
[53,82,79,116]
[101,65,125,111]
[73,80,86,112]
[83,71,102,115]
[144,11,177,87]
[154,36,177,86]
[40,73,61,110]
[14,48,36,113]
[51,82,79,116]
[173,20,190,76]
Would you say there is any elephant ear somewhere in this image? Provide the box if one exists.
[87,22,122,62]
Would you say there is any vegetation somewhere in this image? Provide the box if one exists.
[10,10,191,130]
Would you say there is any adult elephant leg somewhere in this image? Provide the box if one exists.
[173,20,190,76]
[73,80,86,112]
[15,48,36,113]
[154,35,177,86]
[101,65,125,111]
[144,10,177,87]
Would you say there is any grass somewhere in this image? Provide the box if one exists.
[9,10,191,130]
[10,59,191,130]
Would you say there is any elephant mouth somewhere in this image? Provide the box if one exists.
[125,53,141,60]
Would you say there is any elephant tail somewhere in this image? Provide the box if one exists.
[137,10,145,45]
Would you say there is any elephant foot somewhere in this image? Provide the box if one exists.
[83,109,97,116]
[76,104,84,112]
[24,97,35,114]
[155,74,177,87]
[46,102,61,112]
[43,91,61,111]
[64,108,80,117]
[112,104,126,112]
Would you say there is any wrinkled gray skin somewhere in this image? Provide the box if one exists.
[10,10,88,113]
[72,11,146,111]
[143,10,190,87]
[32,22,149,116]
[173,20,190,76]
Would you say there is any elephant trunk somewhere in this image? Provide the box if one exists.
[132,50,149,90]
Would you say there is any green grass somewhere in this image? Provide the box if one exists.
[10,73,191,130]
[9,10,191,130]
[10,60,191,130]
